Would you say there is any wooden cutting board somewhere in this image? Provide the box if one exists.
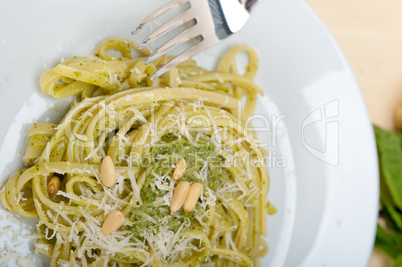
[306,0,402,265]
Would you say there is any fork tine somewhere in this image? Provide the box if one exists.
[138,10,194,49]
[150,39,216,80]
[131,0,188,35]
[144,25,200,64]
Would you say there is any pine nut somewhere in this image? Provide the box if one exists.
[47,176,60,195]
[172,158,186,181]
[395,105,402,131]
[170,181,190,212]
[101,210,125,236]
[183,183,203,213]
[101,156,116,187]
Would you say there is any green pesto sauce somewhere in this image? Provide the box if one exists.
[147,133,229,191]
[129,133,230,237]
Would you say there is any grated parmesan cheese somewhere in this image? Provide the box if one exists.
[6,215,20,224]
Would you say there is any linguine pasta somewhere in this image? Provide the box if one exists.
[0,38,275,266]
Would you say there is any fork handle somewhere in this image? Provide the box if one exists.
[246,0,262,11]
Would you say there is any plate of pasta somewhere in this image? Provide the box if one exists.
[0,0,378,267]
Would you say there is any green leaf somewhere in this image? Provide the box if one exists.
[394,255,402,267]
[381,195,402,232]
[376,223,394,246]
[374,126,402,210]
[374,125,402,262]
[375,224,402,260]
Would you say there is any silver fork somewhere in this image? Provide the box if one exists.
[131,0,261,80]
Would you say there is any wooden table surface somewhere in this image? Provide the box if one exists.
[306,0,402,265]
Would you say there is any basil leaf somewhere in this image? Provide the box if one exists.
[374,125,402,262]
[376,224,402,260]
[381,195,402,232]
[374,126,402,210]
[394,255,402,267]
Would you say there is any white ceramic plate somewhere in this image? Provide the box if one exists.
[0,0,378,266]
